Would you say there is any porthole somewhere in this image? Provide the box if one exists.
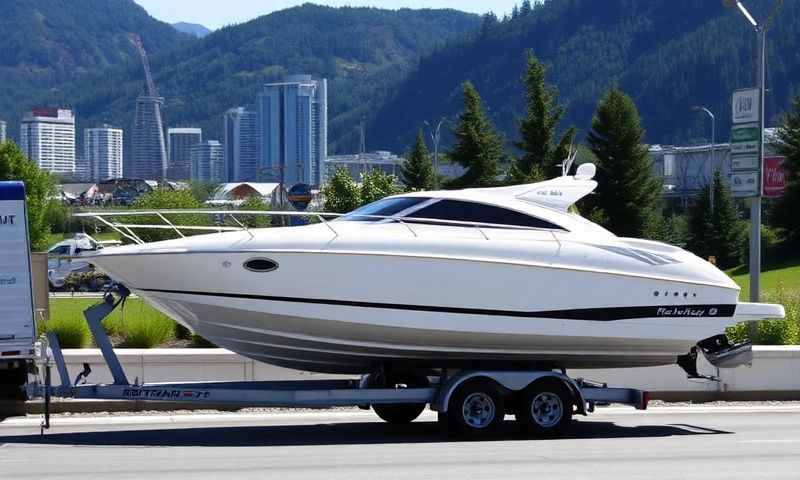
[244,258,278,273]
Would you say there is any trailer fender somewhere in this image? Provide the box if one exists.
[432,371,587,415]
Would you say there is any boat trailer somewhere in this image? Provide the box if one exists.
[27,287,649,436]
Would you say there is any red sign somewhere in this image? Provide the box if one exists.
[763,156,788,198]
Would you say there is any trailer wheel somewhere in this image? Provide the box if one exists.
[516,380,573,435]
[446,379,505,437]
[372,373,429,424]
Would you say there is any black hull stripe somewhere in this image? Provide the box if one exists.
[139,288,737,321]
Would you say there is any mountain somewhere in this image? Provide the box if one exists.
[172,22,212,38]
[0,0,193,138]
[27,5,480,155]
[369,0,800,152]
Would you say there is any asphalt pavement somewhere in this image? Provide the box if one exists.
[1,406,799,479]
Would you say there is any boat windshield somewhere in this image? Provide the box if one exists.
[338,197,430,222]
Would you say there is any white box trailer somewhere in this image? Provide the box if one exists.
[0,182,37,406]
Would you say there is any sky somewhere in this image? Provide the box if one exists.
[134,0,508,30]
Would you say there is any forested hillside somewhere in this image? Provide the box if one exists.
[20,5,479,154]
[370,0,800,151]
[0,0,192,136]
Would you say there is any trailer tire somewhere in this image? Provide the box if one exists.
[516,379,573,436]
[446,378,505,438]
[371,373,429,424]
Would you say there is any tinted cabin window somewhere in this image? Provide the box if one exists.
[340,197,429,222]
[407,200,564,230]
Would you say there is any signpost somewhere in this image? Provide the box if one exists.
[730,87,763,305]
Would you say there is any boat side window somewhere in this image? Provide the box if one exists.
[339,196,430,222]
[405,199,565,230]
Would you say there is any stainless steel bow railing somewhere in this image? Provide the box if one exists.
[72,210,564,246]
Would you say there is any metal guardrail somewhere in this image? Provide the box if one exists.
[73,210,565,246]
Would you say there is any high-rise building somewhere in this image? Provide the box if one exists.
[167,127,202,180]
[130,96,167,179]
[190,140,224,182]
[85,125,123,182]
[223,107,259,182]
[257,75,327,187]
[20,107,76,174]
[74,155,91,182]
[0,119,6,143]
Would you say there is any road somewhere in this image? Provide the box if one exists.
[1,406,799,479]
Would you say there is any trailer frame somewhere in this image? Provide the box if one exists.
[26,288,649,435]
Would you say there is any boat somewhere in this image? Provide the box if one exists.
[80,162,785,375]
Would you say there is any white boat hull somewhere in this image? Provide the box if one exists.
[92,248,741,374]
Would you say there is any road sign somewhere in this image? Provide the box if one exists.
[731,154,759,171]
[732,88,760,124]
[731,171,760,198]
[763,156,787,198]
[730,122,760,154]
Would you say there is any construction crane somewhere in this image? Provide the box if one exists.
[128,33,158,97]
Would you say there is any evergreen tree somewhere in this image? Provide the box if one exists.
[775,96,800,243]
[520,0,532,16]
[584,87,661,237]
[709,171,744,268]
[511,5,519,19]
[480,12,498,36]
[511,51,575,183]
[686,171,743,268]
[686,185,713,259]
[401,130,435,191]
[0,140,55,251]
[447,81,503,189]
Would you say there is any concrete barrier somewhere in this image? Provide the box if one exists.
[42,347,800,407]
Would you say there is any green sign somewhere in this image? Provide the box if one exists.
[731,123,759,142]
[731,122,759,155]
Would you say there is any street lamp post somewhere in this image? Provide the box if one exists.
[424,119,444,188]
[727,0,782,304]
[692,106,716,211]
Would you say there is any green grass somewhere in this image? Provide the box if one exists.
[48,297,178,348]
[727,260,800,297]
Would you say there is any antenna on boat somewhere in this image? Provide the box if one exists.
[560,143,578,177]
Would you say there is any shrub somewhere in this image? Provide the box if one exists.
[117,315,176,348]
[38,316,92,349]
[726,287,800,345]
